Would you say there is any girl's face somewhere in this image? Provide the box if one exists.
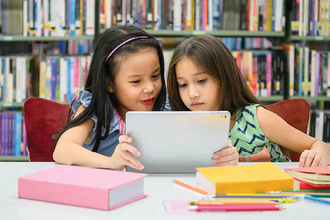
[175,56,221,111]
[113,47,162,121]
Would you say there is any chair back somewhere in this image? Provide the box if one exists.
[24,98,70,162]
[266,99,310,162]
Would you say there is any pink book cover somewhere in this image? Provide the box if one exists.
[18,165,147,210]
[285,166,330,176]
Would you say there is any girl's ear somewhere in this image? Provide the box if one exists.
[106,78,115,93]
[107,85,115,93]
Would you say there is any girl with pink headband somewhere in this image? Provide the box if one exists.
[53,26,167,170]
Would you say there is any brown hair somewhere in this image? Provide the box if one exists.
[167,34,262,116]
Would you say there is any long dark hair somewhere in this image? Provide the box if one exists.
[54,26,166,152]
[167,34,261,116]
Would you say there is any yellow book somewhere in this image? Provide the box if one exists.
[196,163,293,195]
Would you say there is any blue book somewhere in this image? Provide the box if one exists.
[11,112,16,156]
[51,58,57,101]
[67,58,72,101]
[4,112,9,156]
[15,112,22,156]
[70,0,76,36]
[0,58,5,101]
[272,0,276,31]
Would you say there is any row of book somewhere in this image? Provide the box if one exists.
[309,110,330,143]
[102,0,285,32]
[217,37,273,51]
[285,45,330,97]
[3,46,330,104]
[0,0,285,36]
[39,55,91,102]
[0,56,34,103]
[0,0,95,36]
[0,111,28,156]
[291,0,330,37]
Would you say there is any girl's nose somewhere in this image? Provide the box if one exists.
[189,86,200,99]
[143,81,155,94]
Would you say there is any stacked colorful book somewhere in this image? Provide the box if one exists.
[284,167,330,190]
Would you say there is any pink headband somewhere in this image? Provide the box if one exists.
[105,36,149,62]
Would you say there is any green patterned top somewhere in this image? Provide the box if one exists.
[229,104,290,162]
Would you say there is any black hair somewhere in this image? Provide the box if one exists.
[54,26,166,152]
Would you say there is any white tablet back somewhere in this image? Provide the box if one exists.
[126,111,231,173]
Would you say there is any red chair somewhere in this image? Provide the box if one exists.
[24,98,70,162]
[266,99,310,162]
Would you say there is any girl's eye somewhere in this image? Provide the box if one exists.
[152,73,160,79]
[198,79,207,84]
[131,80,141,84]
[179,83,187,88]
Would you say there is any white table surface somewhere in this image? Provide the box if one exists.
[0,162,330,220]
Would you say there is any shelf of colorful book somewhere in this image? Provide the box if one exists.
[132,30,285,38]
[0,156,29,162]
[0,35,94,42]
[289,96,330,102]
[290,36,330,41]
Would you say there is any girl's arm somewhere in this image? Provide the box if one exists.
[257,106,330,167]
[53,105,143,170]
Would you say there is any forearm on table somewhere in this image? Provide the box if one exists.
[53,142,110,168]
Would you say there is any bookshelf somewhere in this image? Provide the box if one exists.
[3,0,329,161]
[0,35,94,42]
[143,30,285,38]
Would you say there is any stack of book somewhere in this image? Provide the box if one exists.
[284,167,330,190]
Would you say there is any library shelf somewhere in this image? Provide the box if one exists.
[0,35,94,42]
[257,96,284,102]
[289,96,330,101]
[144,30,285,38]
[290,35,330,41]
[0,156,29,162]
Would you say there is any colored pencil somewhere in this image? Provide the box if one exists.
[259,192,330,198]
[188,205,283,212]
[303,195,330,205]
[206,198,296,203]
[190,201,279,206]
[172,179,208,195]
[213,195,294,198]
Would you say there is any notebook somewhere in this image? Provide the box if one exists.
[18,165,147,210]
[196,163,293,194]
[126,111,231,173]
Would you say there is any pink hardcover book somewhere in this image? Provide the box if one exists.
[18,165,147,210]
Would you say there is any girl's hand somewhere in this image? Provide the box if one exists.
[107,135,144,170]
[212,139,239,167]
[299,141,330,167]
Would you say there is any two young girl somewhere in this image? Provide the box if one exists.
[167,34,330,167]
[54,26,330,170]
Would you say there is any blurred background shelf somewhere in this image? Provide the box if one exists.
[0,156,29,162]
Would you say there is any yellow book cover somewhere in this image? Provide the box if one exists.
[196,163,293,195]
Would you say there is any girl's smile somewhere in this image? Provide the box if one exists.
[141,97,155,106]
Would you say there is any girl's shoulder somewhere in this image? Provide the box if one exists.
[71,90,92,113]
[71,90,119,135]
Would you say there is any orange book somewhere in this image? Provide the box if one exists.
[196,163,293,195]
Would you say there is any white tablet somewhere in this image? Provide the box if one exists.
[126,111,231,173]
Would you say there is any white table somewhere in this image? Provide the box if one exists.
[0,162,329,220]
